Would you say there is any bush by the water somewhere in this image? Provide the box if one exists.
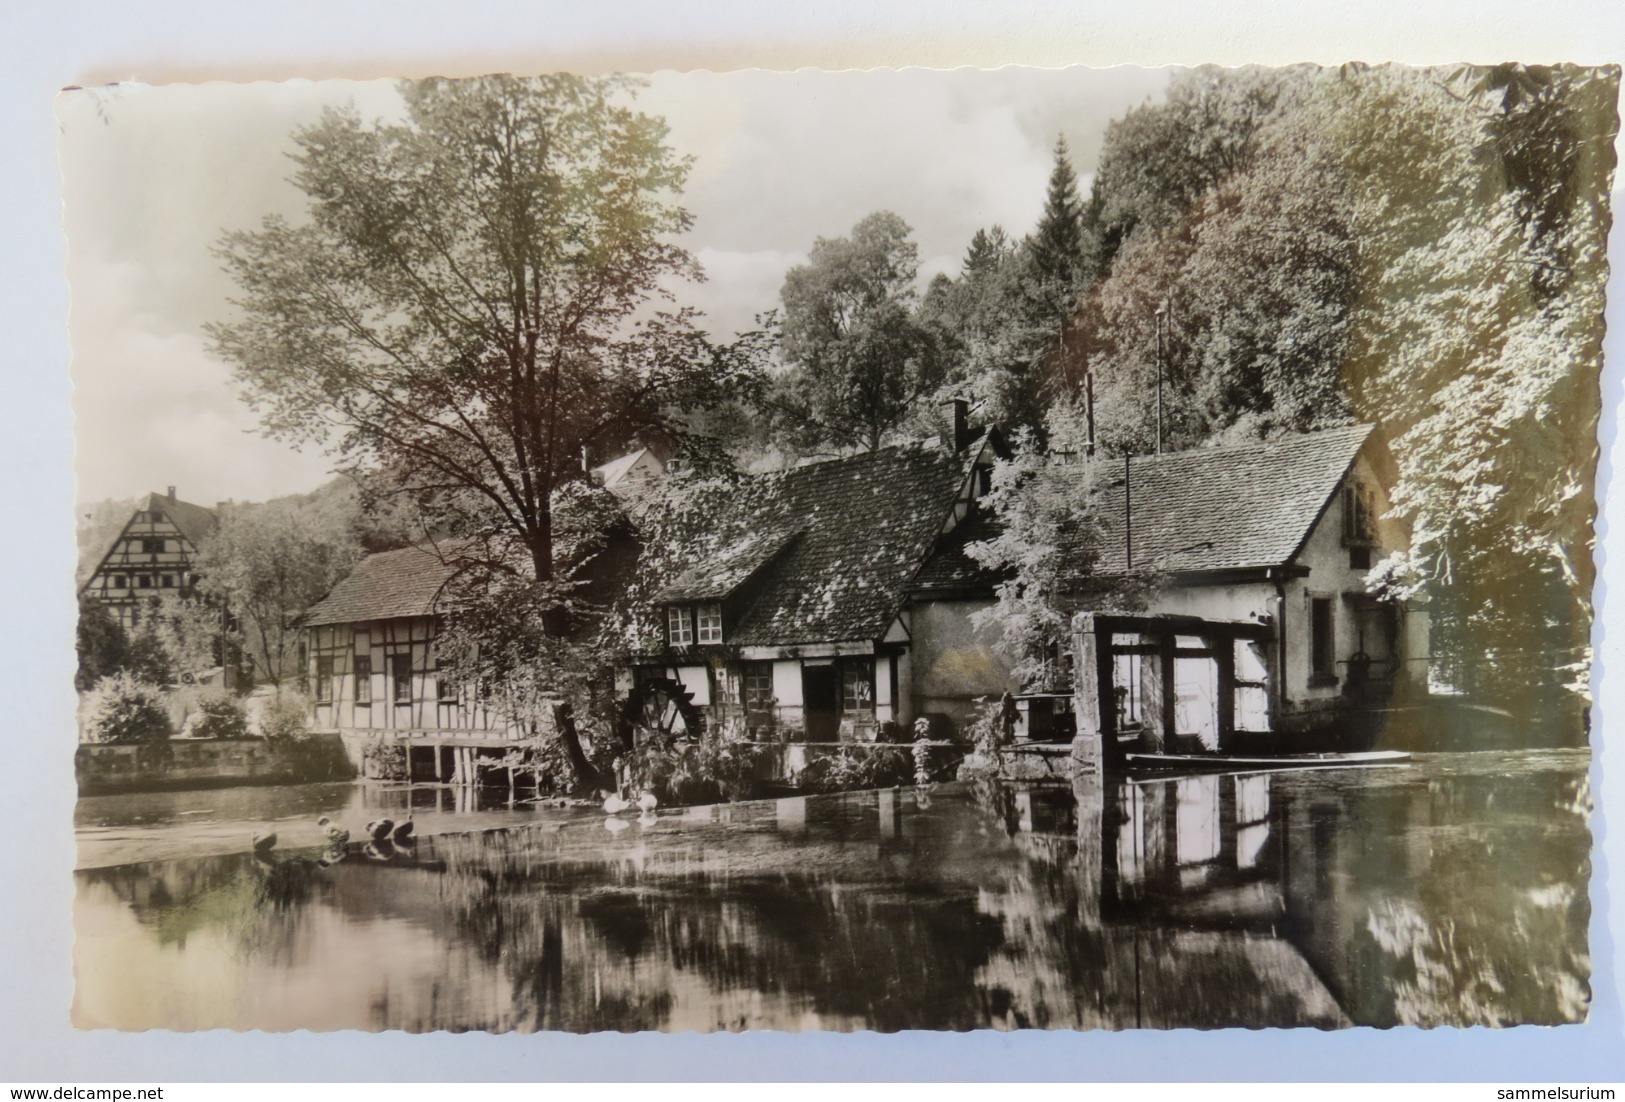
[80,673,172,744]
[259,691,312,742]
[628,720,777,805]
[796,744,913,794]
[183,687,250,739]
[363,735,408,780]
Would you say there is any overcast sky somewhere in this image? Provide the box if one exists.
[59,66,1171,507]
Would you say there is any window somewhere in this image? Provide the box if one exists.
[392,654,413,704]
[696,603,723,644]
[161,575,175,588]
[713,665,741,706]
[149,511,165,525]
[1343,484,1377,547]
[110,575,126,589]
[437,666,459,703]
[314,656,334,703]
[1310,597,1335,683]
[841,658,874,714]
[141,538,162,555]
[1349,546,1371,571]
[744,663,774,717]
[138,575,153,589]
[354,655,372,704]
[667,605,693,646]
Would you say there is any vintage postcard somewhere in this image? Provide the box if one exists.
[61,63,1615,1033]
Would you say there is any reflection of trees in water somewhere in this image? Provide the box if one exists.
[428,808,1011,1032]
[1346,769,1591,1025]
[80,852,325,964]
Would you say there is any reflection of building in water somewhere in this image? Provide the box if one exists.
[1111,772,1282,925]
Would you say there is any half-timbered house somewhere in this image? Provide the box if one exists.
[79,488,217,631]
[300,543,512,720]
[620,403,1006,744]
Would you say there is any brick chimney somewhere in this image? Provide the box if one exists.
[944,398,970,453]
[167,486,177,502]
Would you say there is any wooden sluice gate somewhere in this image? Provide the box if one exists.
[1069,610,1278,775]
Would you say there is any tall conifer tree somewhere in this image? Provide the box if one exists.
[1030,136,1087,290]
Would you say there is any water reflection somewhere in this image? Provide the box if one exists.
[73,751,1590,1032]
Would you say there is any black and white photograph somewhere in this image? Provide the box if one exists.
[58,60,1614,1035]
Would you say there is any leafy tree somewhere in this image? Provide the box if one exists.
[76,599,129,692]
[1064,114,1357,454]
[967,402,1158,689]
[211,75,762,786]
[211,74,757,587]
[194,499,362,692]
[774,212,948,452]
[922,239,1052,434]
[1327,64,1617,705]
[1084,65,1300,270]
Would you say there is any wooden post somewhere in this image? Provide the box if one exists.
[1071,612,1104,775]
[1214,630,1236,753]
[434,742,446,783]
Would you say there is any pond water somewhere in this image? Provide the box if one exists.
[72,750,1591,1032]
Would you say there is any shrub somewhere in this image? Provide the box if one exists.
[956,697,1009,781]
[184,687,250,739]
[259,691,311,742]
[628,720,777,805]
[80,673,172,745]
[362,735,407,781]
[797,745,912,794]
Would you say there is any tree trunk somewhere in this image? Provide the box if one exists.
[551,698,601,792]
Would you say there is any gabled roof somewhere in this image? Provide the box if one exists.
[301,542,464,627]
[592,447,661,489]
[656,443,970,648]
[142,492,218,547]
[1089,423,1380,576]
[81,493,219,591]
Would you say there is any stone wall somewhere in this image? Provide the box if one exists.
[76,734,356,796]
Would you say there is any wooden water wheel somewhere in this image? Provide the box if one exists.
[617,676,705,749]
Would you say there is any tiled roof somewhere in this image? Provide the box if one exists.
[662,443,969,647]
[301,542,465,627]
[910,508,1008,595]
[144,493,218,547]
[655,528,802,603]
[1089,423,1377,575]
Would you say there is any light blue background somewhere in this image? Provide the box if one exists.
[3,0,1622,1081]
